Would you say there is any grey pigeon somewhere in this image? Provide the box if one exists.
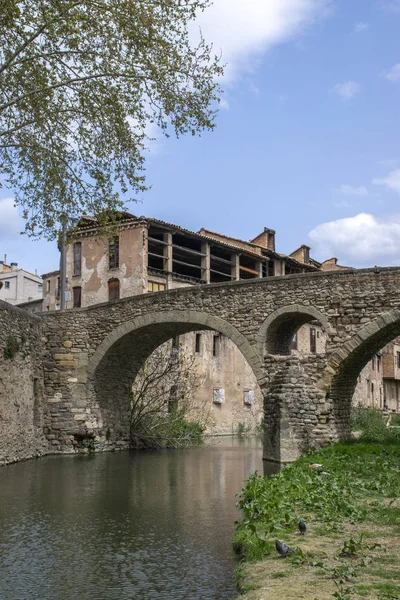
[275,539,293,557]
[298,518,307,536]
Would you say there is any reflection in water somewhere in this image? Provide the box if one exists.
[0,437,262,600]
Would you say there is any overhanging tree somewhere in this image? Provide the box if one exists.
[0,0,222,238]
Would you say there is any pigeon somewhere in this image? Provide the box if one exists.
[298,518,307,536]
[275,539,293,557]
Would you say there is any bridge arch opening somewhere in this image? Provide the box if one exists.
[86,311,265,449]
[329,309,400,436]
[257,305,332,356]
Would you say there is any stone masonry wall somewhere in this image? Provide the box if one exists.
[38,267,400,462]
[0,300,47,465]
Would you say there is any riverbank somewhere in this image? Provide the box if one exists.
[233,439,400,600]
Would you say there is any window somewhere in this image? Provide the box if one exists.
[56,277,60,298]
[397,352,400,369]
[73,242,82,276]
[317,331,320,339]
[46,280,51,293]
[213,388,225,404]
[73,286,82,308]
[310,328,316,353]
[108,278,120,301]
[195,333,202,353]
[372,356,376,371]
[148,281,166,293]
[213,334,220,357]
[244,390,255,405]
[291,333,298,351]
[4,281,10,289]
[38,284,43,293]
[377,355,381,372]
[109,236,119,269]
[371,382,374,394]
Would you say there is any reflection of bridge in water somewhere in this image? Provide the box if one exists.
[41,266,400,464]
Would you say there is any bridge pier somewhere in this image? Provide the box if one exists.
[263,355,337,466]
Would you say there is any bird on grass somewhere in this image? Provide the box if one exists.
[275,539,293,557]
[298,518,307,536]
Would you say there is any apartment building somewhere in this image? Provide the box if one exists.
[0,260,43,306]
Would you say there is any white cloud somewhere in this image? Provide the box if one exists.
[309,213,400,266]
[194,0,332,83]
[219,97,230,110]
[384,63,400,82]
[339,184,368,196]
[373,169,400,194]
[0,197,23,240]
[334,81,361,100]
[380,158,399,169]
[354,22,369,32]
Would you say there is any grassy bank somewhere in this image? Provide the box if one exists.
[233,414,400,599]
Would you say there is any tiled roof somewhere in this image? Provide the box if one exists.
[72,212,318,271]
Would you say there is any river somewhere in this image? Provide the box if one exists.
[0,437,263,600]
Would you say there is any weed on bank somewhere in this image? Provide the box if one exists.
[233,418,400,599]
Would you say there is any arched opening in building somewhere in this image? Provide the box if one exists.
[86,312,265,449]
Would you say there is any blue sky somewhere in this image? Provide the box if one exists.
[2,0,400,274]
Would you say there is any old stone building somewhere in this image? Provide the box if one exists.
[382,337,400,411]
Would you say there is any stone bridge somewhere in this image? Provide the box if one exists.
[33,266,400,465]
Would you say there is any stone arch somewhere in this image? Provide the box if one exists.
[327,309,400,438]
[88,310,264,382]
[257,304,332,357]
[86,310,265,448]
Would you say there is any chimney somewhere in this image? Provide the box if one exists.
[10,262,18,271]
[0,260,3,273]
[302,246,310,264]
[250,227,276,252]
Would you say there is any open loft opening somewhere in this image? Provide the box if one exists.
[210,245,234,283]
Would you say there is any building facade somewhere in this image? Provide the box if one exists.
[0,261,43,306]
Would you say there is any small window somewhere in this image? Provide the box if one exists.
[377,356,381,372]
[213,334,220,357]
[213,388,225,404]
[195,333,201,353]
[46,280,51,293]
[397,352,400,369]
[38,284,43,293]
[73,286,82,308]
[4,281,10,289]
[56,277,61,297]
[372,356,376,371]
[108,278,120,301]
[317,331,320,339]
[244,390,255,405]
[109,236,119,269]
[148,281,166,293]
[291,333,298,351]
[371,382,374,394]
[310,328,316,353]
[73,242,82,276]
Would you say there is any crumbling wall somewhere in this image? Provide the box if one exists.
[0,300,47,465]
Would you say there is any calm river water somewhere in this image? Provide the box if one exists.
[0,437,262,600]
